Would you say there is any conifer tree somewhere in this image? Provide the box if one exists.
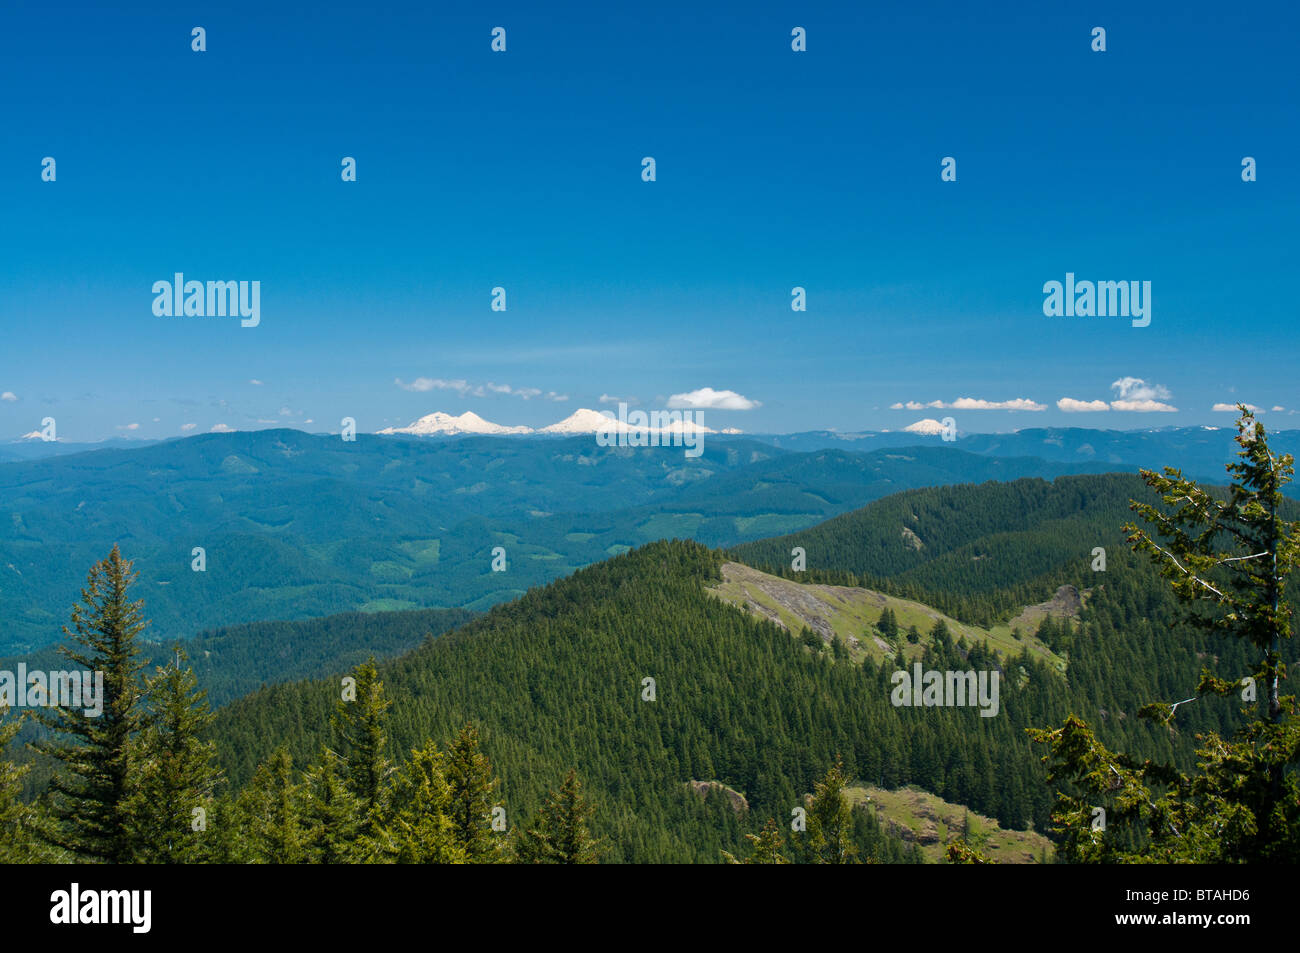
[332,658,391,826]
[804,760,858,864]
[38,545,149,862]
[237,746,302,863]
[365,739,465,864]
[126,647,223,862]
[514,768,600,864]
[298,747,361,864]
[444,724,503,862]
[1032,408,1300,862]
[722,816,788,864]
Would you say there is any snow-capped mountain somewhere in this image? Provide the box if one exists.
[378,411,534,436]
[539,409,627,434]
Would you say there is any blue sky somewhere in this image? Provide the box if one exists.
[1,0,1296,440]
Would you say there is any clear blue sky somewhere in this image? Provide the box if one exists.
[1,0,1296,440]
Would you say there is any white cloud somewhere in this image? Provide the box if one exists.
[249,379,264,386]
[152,417,161,422]
[0,392,16,402]
[1272,406,1285,413]
[210,423,235,433]
[115,423,140,431]
[1107,378,1176,412]
[667,387,761,410]
[396,377,480,396]
[1057,398,1110,413]
[891,397,1045,411]
[903,418,947,435]
[1111,399,1178,413]
[395,377,563,401]
[1111,377,1171,402]
[1213,402,1262,413]
[181,423,198,431]
[949,397,1045,411]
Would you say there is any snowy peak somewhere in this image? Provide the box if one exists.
[540,409,625,434]
[379,411,534,436]
[541,409,716,435]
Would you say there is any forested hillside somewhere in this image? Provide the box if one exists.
[732,473,1300,626]
[207,539,1073,859]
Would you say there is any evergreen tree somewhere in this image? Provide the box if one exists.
[1033,408,1300,862]
[514,768,600,864]
[804,759,858,864]
[126,647,223,862]
[366,739,465,864]
[722,816,788,864]
[236,746,302,863]
[38,545,149,862]
[444,724,502,862]
[332,658,391,827]
[298,747,361,864]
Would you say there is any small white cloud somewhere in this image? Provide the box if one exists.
[395,377,486,398]
[181,423,198,431]
[949,397,1045,411]
[1057,398,1110,413]
[0,391,17,402]
[1272,405,1285,412]
[667,387,761,410]
[249,379,264,386]
[115,423,140,431]
[892,397,1044,411]
[152,417,161,422]
[210,423,235,433]
[1111,377,1171,402]
[304,419,313,424]
[1213,402,1262,413]
[1111,399,1178,413]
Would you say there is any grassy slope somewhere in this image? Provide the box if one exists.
[845,785,1054,864]
[707,561,1066,670]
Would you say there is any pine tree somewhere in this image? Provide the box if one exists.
[365,739,465,864]
[332,658,391,827]
[444,724,503,862]
[237,746,302,863]
[126,647,223,862]
[722,816,788,864]
[514,768,600,864]
[298,747,361,864]
[1032,408,1300,862]
[38,545,149,862]
[804,759,858,864]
